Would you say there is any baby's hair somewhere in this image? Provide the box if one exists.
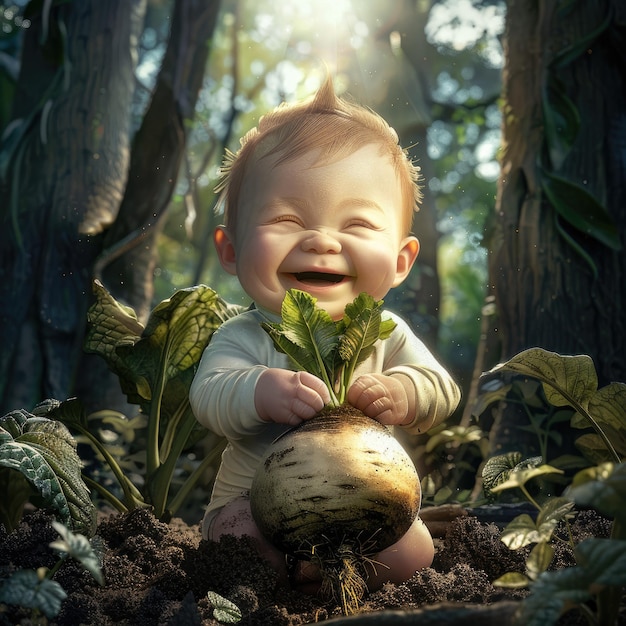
[215,75,422,237]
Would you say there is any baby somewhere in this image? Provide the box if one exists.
[190,76,461,592]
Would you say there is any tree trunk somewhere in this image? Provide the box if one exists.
[77,0,222,414]
[488,0,626,386]
[0,0,145,414]
[97,0,222,321]
[0,0,222,416]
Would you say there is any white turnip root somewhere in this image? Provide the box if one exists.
[250,408,421,613]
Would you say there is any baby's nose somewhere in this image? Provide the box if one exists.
[301,230,342,254]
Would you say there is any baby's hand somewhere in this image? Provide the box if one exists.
[347,374,410,426]
[255,369,331,426]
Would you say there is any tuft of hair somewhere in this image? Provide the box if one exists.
[215,75,422,237]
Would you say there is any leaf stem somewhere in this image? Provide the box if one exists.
[71,424,144,509]
[167,439,227,516]
[146,335,172,476]
[520,484,542,512]
[82,475,129,513]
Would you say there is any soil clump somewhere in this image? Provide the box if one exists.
[0,507,616,625]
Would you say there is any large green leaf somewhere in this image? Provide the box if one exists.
[0,408,96,536]
[84,279,144,365]
[572,383,626,433]
[542,77,580,170]
[492,348,598,409]
[518,537,626,626]
[566,462,626,525]
[540,168,621,251]
[492,348,625,462]
[574,537,626,586]
[86,280,242,427]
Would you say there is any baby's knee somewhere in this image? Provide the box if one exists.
[368,516,434,588]
[208,498,289,581]
[205,497,257,541]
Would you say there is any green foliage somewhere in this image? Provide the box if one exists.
[490,348,624,463]
[49,520,104,586]
[0,569,66,620]
[0,520,103,620]
[419,422,488,506]
[489,459,626,625]
[207,591,242,624]
[479,348,626,625]
[261,290,396,407]
[0,403,96,536]
[539,6,620,276]
[75,280,244,520]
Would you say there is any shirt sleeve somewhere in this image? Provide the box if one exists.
[377,312,462,434]
[189,310,287,440]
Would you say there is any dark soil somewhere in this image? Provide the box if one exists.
[0,506,618,625]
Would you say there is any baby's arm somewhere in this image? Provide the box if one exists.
[255,369,330,426]
[190,312,332,436]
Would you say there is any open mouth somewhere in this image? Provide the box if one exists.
[293,271,345,285]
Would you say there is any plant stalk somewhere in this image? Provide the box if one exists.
[146,335,172,476]
[167,439,227,516]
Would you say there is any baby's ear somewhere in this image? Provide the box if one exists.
[213,226,237,275]
[392,236,420,287]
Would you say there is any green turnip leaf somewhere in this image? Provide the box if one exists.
[261,290,396,407]
[491,348,625,462]
[339,293,394,366]
[277,289,338,358]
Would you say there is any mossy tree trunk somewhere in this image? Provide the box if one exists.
[488,0,626,385]
[0,0,222,415]
[479,0,626,457]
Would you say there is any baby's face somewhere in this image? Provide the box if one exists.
[225,144,419,320]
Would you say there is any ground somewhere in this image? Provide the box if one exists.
[0,505,618,625]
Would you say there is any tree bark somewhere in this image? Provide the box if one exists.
[77,0,222,414]
[97,0,222,321]
[0,0,222,415]
[0,0,145,413]
[488,0,626,385]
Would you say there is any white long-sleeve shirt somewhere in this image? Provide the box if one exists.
[190,305,461,534]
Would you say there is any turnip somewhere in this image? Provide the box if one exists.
[250,290,422,613]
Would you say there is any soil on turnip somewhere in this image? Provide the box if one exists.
[0,506,618,625]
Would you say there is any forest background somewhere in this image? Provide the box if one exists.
[0,0,624,442]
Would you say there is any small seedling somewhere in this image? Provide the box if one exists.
[0,521,103,619]
[207,591,242,624]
